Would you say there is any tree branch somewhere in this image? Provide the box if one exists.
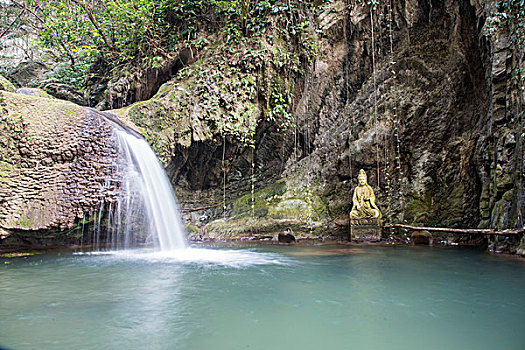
[384,224,525,236]
[0,8,26,40]
[70,0,117,54]
[180,202,225,212]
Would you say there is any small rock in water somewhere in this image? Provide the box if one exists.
[278,229,296,243]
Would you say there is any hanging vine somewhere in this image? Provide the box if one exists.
[370,2,381,188]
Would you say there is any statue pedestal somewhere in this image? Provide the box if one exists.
[350,218,382,241]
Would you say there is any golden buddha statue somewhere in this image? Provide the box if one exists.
[349,169,382,219]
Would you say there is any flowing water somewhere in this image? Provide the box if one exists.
[1,245,524,350]
[90,124,186,251]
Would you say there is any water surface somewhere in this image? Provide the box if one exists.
[1,245,524,350]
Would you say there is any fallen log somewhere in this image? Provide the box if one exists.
[384,224,525,236]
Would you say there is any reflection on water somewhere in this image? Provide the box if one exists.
[1,246,524,350]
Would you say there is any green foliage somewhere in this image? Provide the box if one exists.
[52,55,93,90]
[267,79,294,131]
[35,0,217,69]
[30,0,326,149]
[152,0,325,147]
[0,74,16,92]
[16,218,35,227]
[1,251,41,258]
[30,1,322,83]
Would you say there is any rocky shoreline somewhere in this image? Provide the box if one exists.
[2,228,523,260]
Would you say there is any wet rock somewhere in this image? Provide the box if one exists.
[0,92,120,244]
[43,83,86,106]
[16,88,55,99]
[278,229,296,243]
[86,83,107,108]
[187,232,203,241]
[517,245,525,257]
[411,231,432,245]
[9,61,48,87]
[199,214,210,224]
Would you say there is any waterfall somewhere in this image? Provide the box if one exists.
[95,124,187,251]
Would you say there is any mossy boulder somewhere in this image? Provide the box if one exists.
[201,177,329,238]
[0,91,119,245]
[0,75,16,92]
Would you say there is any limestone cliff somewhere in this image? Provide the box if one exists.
[0,90,118,247]
[117,0,523,251]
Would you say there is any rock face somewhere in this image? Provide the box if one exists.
[43,83,86,106]
[137,0,522,247]
[285,0,488,228]
[0,91,118,246]
[86,47,200,110]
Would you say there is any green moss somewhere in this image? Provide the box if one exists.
[268,199,308,218]
[155,82,175,97]
[122,99,179,163]
[404,179,469,227]
[205,217,312,239]
[16,218,35,227]
[227,177,328,231]
[186,224,200,234]
[404,190,434,224]
[502,189,515,201]
[230,180,287,218]
[267,193,326,221]
[491,204,502,230]
[1,251,42,258]
[63,108,78,116]
[79,213,98,225]
[205,217,262,238]
[127,100,166,131]
[0,161,13,183]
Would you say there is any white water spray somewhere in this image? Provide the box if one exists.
[106,127,187,251]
